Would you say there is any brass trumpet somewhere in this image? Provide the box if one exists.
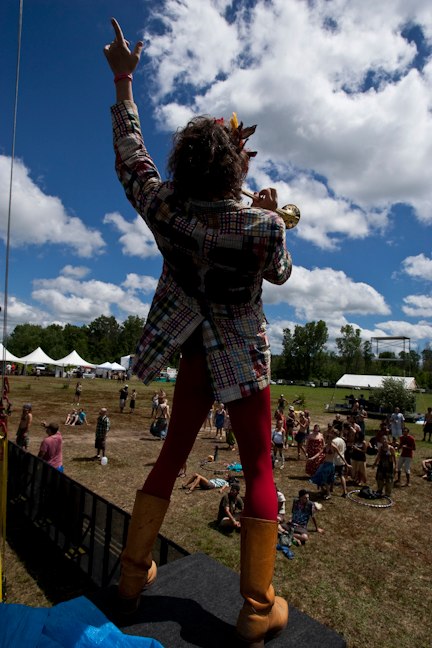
[241,188,301,229]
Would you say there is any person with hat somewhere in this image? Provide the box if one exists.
[289,489,323,544]
[38,421,63,472]
[16,403,32,450]
[277,394,287,412]
[217,482,244,530]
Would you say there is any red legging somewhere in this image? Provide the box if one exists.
[142,350,277,520]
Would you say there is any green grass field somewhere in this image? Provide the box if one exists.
[3,376,432,647]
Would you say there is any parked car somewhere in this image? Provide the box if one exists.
[82,372,96,379]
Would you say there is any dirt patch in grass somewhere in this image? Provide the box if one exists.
[3,376,432,647]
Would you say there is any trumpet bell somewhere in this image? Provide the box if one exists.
[279,203,301,230]
[241,188,300,229]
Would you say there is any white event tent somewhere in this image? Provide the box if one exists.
[0,343,22,363]
[18,346,62,366]
[336,374,417,390]
[56,350,96,368]
[111,362,126,371]
[97,362,114,370]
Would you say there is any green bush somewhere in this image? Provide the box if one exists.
[371,377,416,413]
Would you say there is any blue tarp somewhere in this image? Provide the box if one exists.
[0,596,164,648]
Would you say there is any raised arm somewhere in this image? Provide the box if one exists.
[103,18,143,102]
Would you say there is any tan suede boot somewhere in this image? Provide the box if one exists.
[236,517,288,647]
[118,490,169,612]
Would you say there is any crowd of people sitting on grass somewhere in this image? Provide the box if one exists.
[173,397,430,548]
[7,384,431,553]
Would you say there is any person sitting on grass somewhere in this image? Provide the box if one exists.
[182,472,236,494]
[275,483,286,523]
[72,408,88,426]
[64,409,78,425]
[421,457,432,480]
[217,482,244,530]
[289,489,323,544]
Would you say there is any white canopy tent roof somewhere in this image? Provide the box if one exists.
[55,350,96,368]
[0,343,22,363]
[336,374,417,390]
[96,361,114,370]
[111,362,126,371]
[18,346,62,366]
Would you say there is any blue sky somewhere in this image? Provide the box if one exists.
[1,0,432,356]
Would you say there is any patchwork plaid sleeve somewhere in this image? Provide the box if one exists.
[262,214,292,285]
[111,100,162,218]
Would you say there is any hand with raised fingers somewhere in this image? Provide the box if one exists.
[103,17,143,76]
[251,187,278,212]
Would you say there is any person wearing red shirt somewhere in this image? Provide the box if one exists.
[38,421,63,472]
[394,427,416,487]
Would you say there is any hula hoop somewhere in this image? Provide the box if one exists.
[347,489,393,508]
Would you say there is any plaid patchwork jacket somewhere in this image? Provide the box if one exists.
[112,101,292,403]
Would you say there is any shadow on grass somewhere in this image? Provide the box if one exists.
[207,520,240,537]
[70,456,100,463]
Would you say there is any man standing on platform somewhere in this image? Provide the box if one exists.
[104,18,291,645]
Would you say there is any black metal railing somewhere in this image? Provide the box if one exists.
[7,442,188,588]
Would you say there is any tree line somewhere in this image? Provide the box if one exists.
[4,317,432,388]
[272,321,432,388]
[5,316,145,365]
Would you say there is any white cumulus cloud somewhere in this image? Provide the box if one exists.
[103,212,160,258]
[140,0,432,247]
[263,266,390,321]
[0,156,105,257]
[401,253,432,280]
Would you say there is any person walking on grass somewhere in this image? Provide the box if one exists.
[104,18,291,645]
[16,403,32,451]
[74,381,82,405]
[129,389,137,414]
[94,408,110,460]
[119,384,129,413]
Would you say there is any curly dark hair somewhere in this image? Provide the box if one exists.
[167,117,248,201]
